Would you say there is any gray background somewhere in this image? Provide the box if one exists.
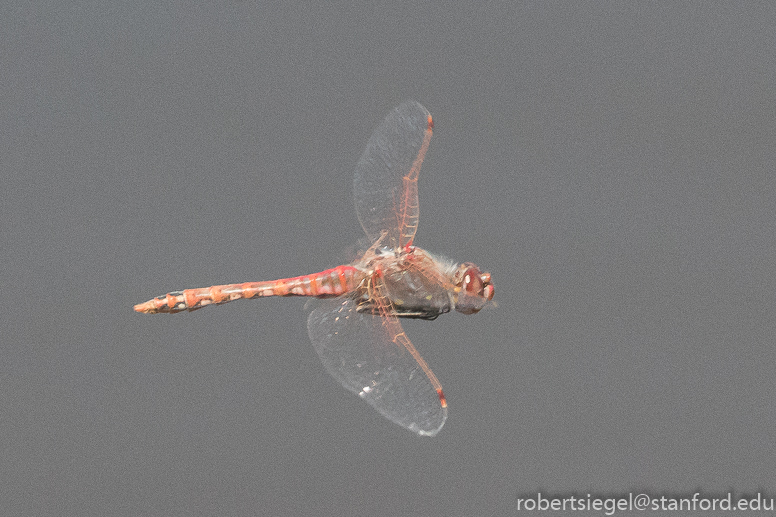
[3,2,775,516]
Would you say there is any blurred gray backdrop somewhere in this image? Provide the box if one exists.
[3,2,775,516]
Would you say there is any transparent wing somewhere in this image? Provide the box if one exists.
[353,101,433,250]
[307,297,447,436]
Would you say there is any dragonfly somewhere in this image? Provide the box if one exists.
[134,101,494,436]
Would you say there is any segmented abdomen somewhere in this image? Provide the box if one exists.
[134,265,364,314]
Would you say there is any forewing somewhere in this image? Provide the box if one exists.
[353,101,433,249]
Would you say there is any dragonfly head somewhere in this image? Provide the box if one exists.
[452,263,495,315]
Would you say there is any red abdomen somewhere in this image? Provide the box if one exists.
[134,265,364,314]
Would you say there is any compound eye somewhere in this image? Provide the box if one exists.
[455,265,487,315]
[462,267,484,296]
